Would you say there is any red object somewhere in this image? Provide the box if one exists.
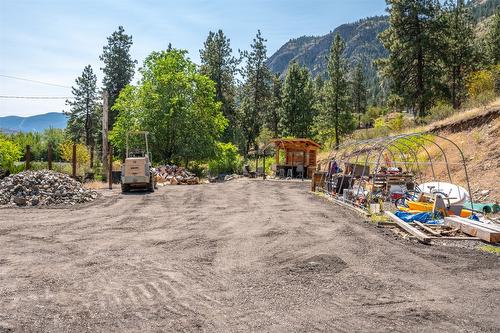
[391,192,403,200]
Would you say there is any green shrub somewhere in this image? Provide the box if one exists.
[467,69,494,98]
[0,137,22,173]
[424,102,455,123]
[208,142,242,176]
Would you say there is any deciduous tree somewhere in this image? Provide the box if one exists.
[110,49,227,165]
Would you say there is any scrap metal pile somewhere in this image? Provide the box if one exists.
[0,170,98,207]
[155,165,199,185]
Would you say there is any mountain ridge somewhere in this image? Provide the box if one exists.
[266,0,500,79]
[0,112,67,133]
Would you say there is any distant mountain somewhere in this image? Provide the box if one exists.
[266,16,389,79]
[267,0,500,79]
[0,112,67,132]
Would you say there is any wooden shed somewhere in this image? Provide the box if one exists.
[271,138,321,178]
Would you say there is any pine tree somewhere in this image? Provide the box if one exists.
[352,62,368,126]
[100,26,137,129]
[200,30,239,142]
[442,0,477,109]
[316,34,354,149]
[64,65,100,166]
[379,0,443,118]
[268,74,283,138]
[280,62,316,138]
[489,8,500,65]
[239,30,272,154]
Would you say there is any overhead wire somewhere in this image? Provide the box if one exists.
[0,95,73,99]
[0,74,72,88]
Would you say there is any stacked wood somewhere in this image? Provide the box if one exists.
[444,217,500,243]
[155,165,199,185]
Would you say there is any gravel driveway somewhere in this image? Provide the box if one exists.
[0,179,499,332]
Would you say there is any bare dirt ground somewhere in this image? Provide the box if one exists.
[0,179,499,332]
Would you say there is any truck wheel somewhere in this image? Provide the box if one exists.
[148,176,155,192]
[121,184,130,193]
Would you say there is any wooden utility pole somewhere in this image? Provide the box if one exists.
[72,143,77,178]
[102,90,109,180]
[108,144,113,190]
[25,145,31,170]
[47,143,53,170]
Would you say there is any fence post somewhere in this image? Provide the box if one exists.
[263,152,266,180]
[25,145,31,170]
[47,143,53,170]
[72,144,77,179]
[108,144,113,190]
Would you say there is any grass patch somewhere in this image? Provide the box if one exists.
[83,181,108,190]
[370,214,390,224]
[479,245,500,254]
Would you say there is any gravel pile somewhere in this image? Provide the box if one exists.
[0,170,98,207]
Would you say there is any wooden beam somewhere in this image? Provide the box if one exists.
[384,211,431,244]
[324,195,371,217]
[428,236,480,240]
[444,217,500,243]
[414,221,441,236]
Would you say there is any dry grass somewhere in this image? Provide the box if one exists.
[412,97,500,134]
[83,181,109,190]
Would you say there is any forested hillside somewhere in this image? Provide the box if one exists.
[266,16,389,79]
[267,0,499,80]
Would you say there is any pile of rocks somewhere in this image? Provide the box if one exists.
[0,170,98,207]
[155,165,199,185]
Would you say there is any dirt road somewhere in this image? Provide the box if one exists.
[0,179,499,332]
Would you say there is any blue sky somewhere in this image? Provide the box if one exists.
[0,0,387,117]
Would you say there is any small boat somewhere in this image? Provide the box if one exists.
[417,182,470,205]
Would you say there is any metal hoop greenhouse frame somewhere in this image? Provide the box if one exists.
[319,132,474,213]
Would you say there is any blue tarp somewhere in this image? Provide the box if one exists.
[394,210,480,224]
[394,211,444,225]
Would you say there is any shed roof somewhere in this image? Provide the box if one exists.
[271,138,321,150]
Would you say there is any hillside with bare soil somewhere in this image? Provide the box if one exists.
[319,99,500,204]
[428,104,500,202]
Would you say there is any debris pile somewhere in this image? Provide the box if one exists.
[209,174,241,183]
[155,165,199,185]
[0,170,98,207]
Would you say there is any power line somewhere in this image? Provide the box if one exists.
[0,74,72,89]
[0,95,73,100]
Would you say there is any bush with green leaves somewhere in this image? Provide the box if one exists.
[0,137,22,172]
[59,141,90,176]
[424,102,455,123]
[110,48,227,165]
[208,142,241,176]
